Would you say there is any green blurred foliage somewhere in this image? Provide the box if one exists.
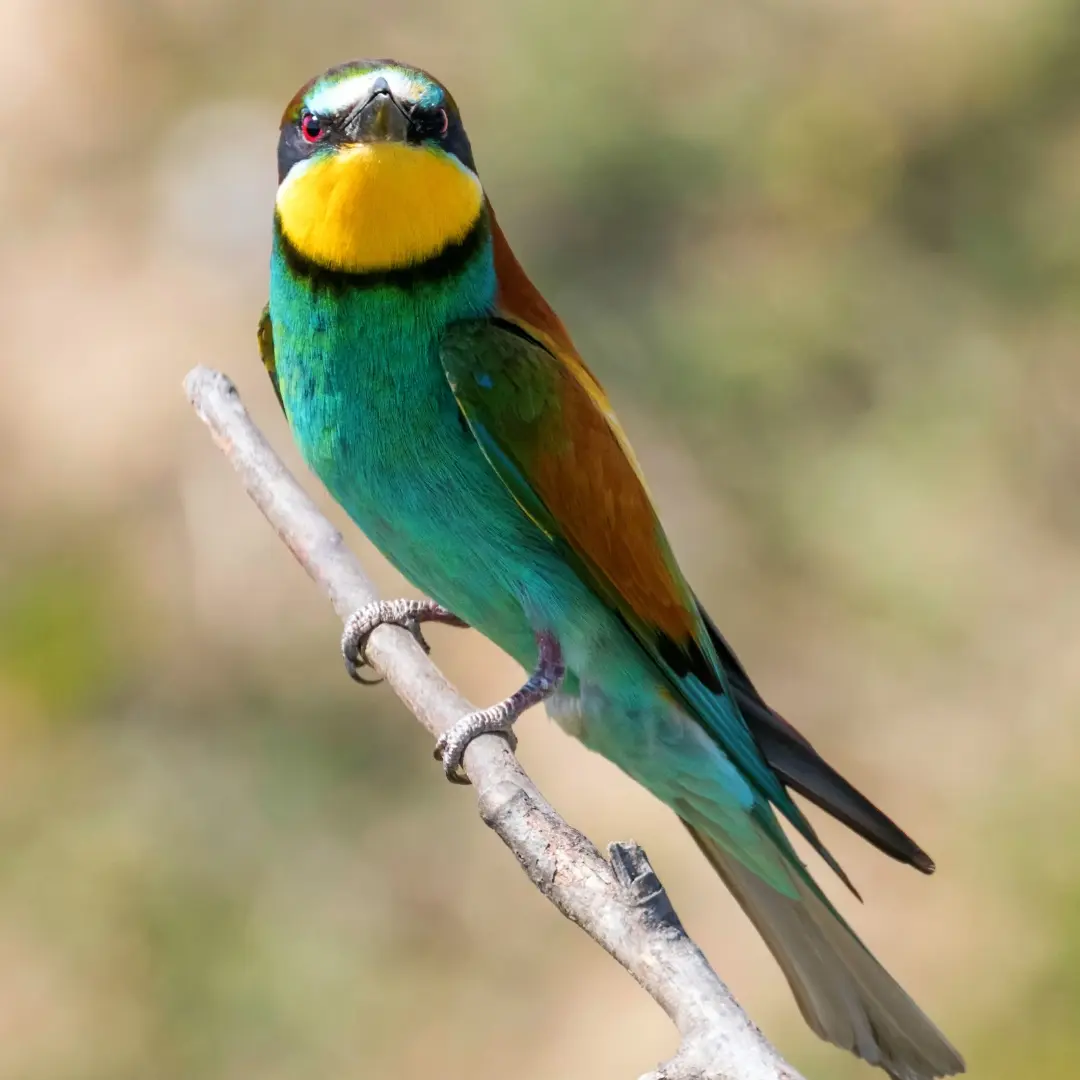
[0,550,125,715]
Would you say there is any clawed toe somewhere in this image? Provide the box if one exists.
[405,617,432,655]
[340,599,467,686]
[433,729,473,785]
[431,630,562,785]
[433,717,500,784]
[341,610,384,684]
[433,711,521,784]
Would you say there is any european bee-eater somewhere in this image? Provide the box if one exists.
[261,59,964,1080]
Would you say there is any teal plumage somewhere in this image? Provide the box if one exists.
[270,216,550,658]
[263,59,964,1080]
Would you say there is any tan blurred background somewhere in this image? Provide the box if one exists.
[1,0,1078,1077]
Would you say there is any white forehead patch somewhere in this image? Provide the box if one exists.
[307,68,428,117]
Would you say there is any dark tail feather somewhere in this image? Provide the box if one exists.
[697,604,935,874]
[684,823,964,1080]
[738,691,935,874]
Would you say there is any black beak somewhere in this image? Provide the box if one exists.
[343,78,409,143]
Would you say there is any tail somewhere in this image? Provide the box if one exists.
[684,823,965,1080]
[734,687,936,874]
[696,602,936,874]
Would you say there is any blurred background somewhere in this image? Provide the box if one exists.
[1,0,1078,1076]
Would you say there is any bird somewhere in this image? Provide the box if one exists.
[261,58,965,1080]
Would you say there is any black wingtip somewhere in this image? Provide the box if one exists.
[695,600,940,879]
[911,849,936,875]
[738,688,938,876]
[757,712,939,876]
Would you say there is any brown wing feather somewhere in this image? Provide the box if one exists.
[489,201,581,360]
[485,203,699,645]
[528,349,701,644]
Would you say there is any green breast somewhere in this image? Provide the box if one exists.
[267,221,498,536]
[264,216,601,671]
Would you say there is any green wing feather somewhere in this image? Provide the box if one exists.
[257,304,284,410]
[440,316,856,893]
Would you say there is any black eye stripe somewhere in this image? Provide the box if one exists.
[276,96,477,183]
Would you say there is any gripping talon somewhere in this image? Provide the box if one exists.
[341,599,467,685]
[405,617,432,655]
[432,631,563,784]
[433,735,472,784]
[349,666,383,686]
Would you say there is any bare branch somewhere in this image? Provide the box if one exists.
[184,365,805,1080]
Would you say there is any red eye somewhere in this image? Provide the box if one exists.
[301,112,325,143]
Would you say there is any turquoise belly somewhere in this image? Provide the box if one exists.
[268,302,552,665]
[266,234,612,679]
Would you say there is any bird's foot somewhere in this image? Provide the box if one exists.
[342,599,468,684]
[434,630,564,784]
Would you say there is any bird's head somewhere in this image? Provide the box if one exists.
[275,60,483,275]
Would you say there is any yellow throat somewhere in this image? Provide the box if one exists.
[275,142,484,273]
